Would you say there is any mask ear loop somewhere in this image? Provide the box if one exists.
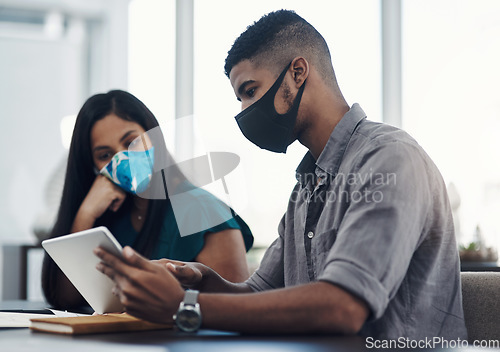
[263,61,293,115]
[281,76,306,119]
[140,133,154,173]
[234,61,292,121]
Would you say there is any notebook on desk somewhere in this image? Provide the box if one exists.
[0,312,54,328]
[30,313,172,335]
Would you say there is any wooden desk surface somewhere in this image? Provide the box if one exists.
[1,327,367,352]
[1,301,492,351]
[1,300,365,352]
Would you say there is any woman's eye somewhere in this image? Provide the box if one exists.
[98,152,111,161]
[127,138,142,150]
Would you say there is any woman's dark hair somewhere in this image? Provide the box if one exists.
[42,90,180,307]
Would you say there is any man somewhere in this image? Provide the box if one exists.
[95,10,467,339]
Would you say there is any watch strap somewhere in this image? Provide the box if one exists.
[183,289,199,305]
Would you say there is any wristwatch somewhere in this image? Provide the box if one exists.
[173,289,202,332]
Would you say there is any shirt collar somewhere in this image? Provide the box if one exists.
[296,103,367,184]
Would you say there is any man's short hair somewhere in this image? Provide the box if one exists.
[224,10,337,87]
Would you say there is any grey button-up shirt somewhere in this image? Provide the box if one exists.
[246,104,467,340]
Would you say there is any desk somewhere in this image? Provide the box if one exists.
[1,328,366,352]
[0,300,365,352]
[1,301,494,351]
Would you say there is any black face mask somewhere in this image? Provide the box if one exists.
[234,62,306,153]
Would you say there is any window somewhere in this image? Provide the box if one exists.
[402,0,500,249]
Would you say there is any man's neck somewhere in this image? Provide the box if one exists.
[299,99,349,160]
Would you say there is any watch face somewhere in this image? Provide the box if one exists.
[176,306,201,332]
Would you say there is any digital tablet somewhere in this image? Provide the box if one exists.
[42,226,125,314]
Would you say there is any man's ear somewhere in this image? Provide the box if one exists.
[290,57,309,88]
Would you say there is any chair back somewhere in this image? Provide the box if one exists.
[461,271,500,342]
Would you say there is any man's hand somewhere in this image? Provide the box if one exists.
[153,259,209,290]
[94,246,184,324]
[156,259,253,294]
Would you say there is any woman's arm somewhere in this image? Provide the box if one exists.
[195,229,250,282]
[72,175,126,232]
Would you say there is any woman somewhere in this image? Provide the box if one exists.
[42,90,253,309]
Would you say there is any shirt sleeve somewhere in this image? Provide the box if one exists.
[246,214,286,292]
[168,187,254,261]
[318,140,432,320]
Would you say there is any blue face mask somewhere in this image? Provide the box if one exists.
[99,147,155,194]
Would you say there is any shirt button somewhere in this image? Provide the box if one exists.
[307,231,314,239]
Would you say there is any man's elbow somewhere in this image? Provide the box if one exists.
[318,284,370,334]
[340,302,368,334]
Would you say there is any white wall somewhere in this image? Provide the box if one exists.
[0,0,129,301]
[402,0,500,248]
[0,24,86,244]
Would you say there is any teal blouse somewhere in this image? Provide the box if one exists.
[109,186,253,261]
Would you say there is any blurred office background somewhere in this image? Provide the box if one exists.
[0,0,499,301]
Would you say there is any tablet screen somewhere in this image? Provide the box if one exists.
[42,227,124,314]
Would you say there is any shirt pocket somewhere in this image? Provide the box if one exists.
[312,228,338,277]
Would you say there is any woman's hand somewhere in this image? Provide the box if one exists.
[72,175,126,232]
[84,175,127,216]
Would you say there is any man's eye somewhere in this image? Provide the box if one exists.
[245,87,256,97]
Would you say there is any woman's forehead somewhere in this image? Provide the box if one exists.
[91,114,145,146]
